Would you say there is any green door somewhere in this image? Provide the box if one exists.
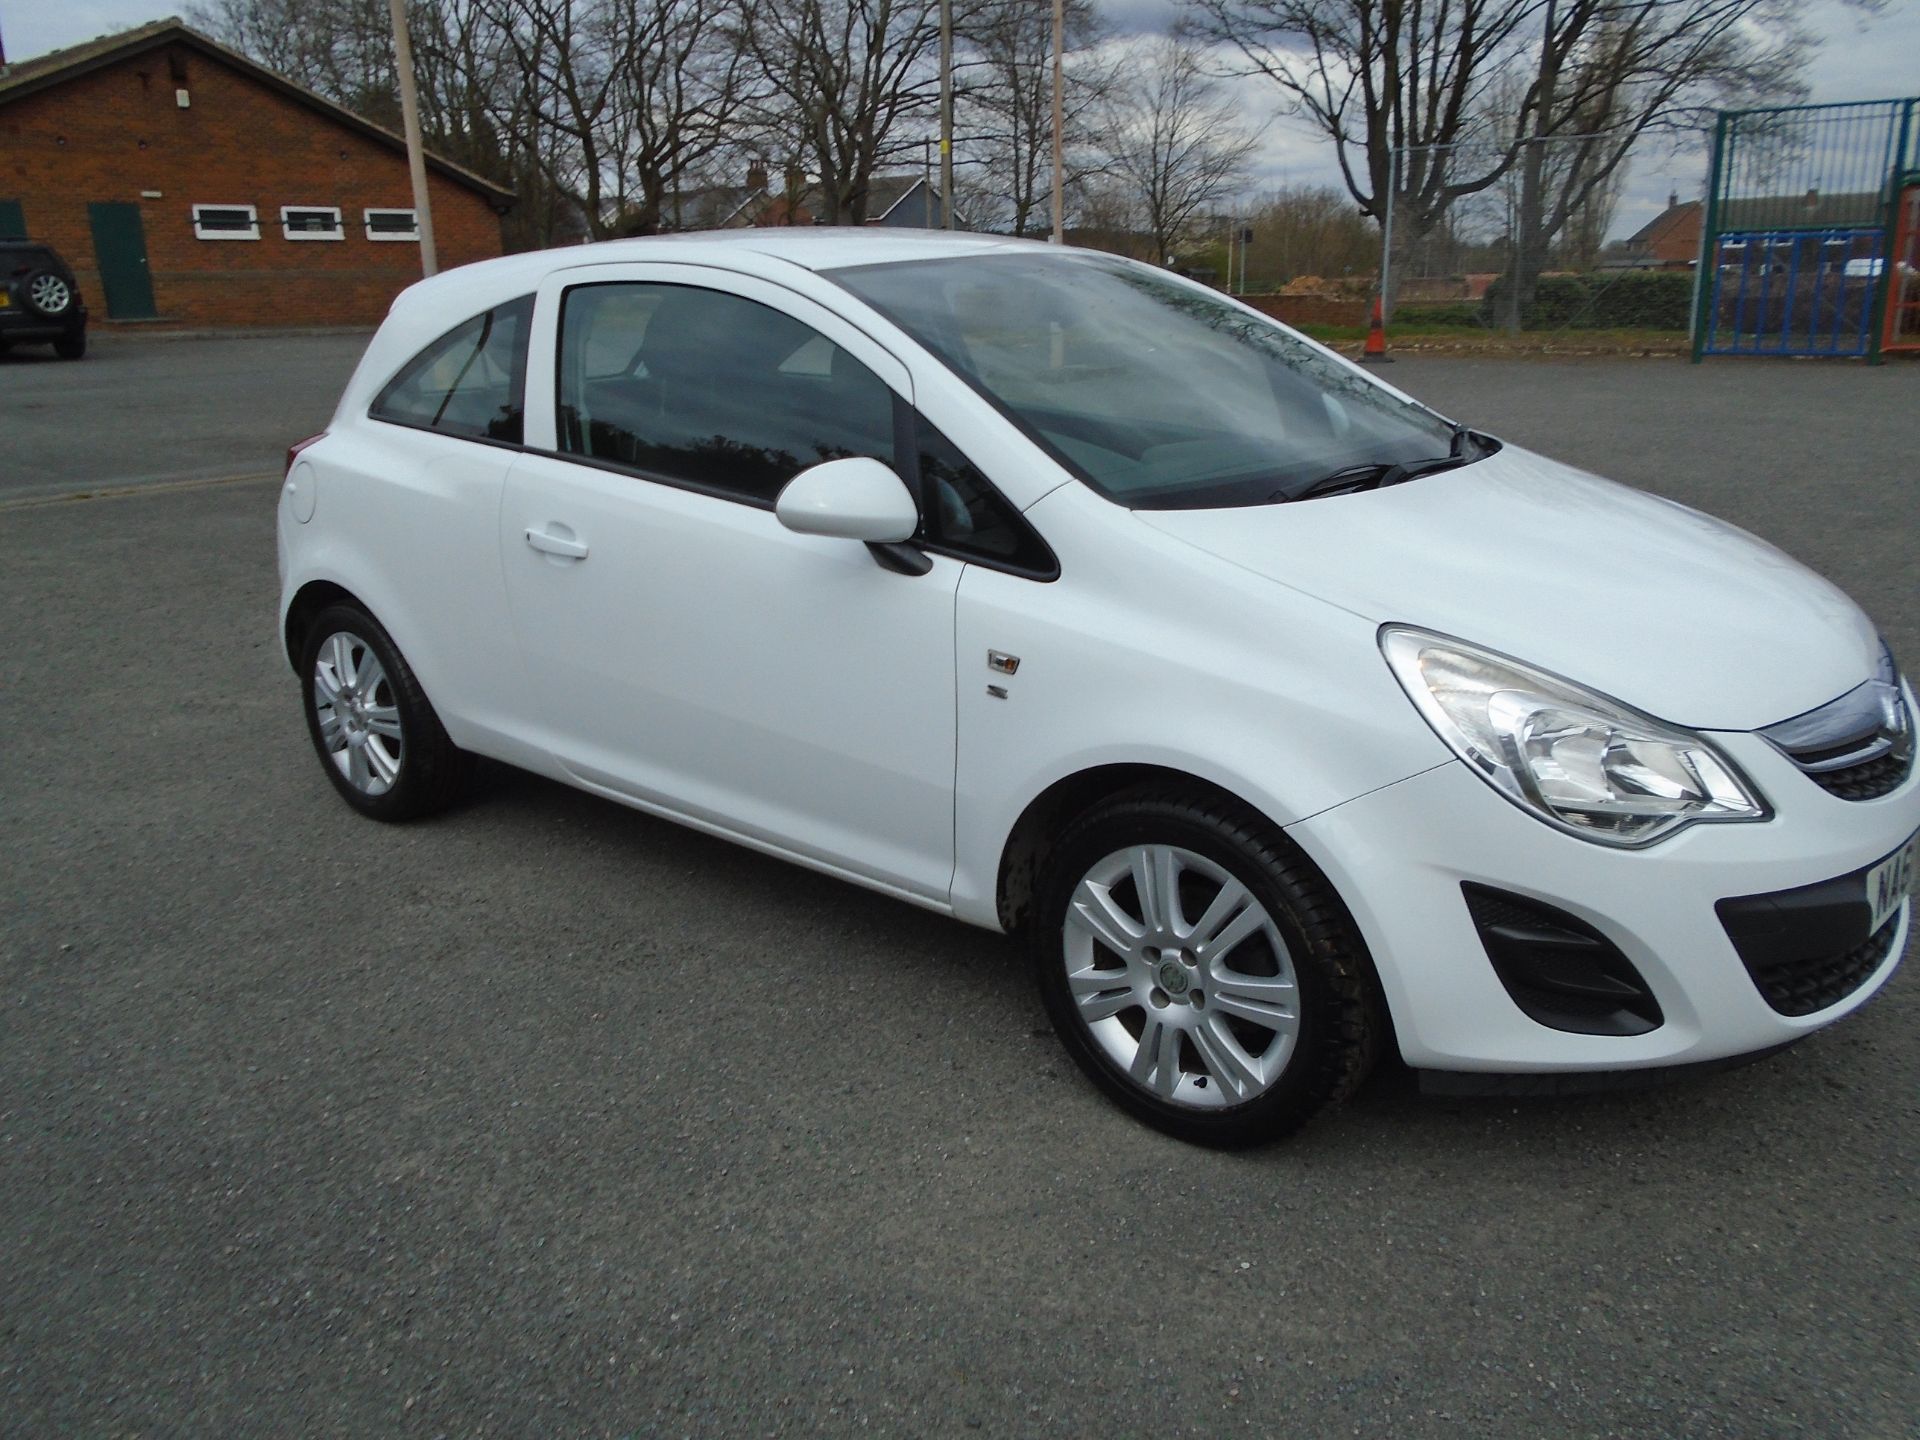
[86,202,157,319]
[0,199,24,240]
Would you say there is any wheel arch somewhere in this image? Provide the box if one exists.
[995,763,1277,935]
[283,579,369,671]
[997,760,1401,1064]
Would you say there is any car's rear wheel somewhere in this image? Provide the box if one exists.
[299,604,465,821]
[1031,786,1379,1146]
[25,271,73,318]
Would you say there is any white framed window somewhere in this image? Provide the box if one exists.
[281,205,344,241]
[364,207,420,242]
[191,203,260,240]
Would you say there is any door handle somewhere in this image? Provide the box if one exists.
[525,526,588,560]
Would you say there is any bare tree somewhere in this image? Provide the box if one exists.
[1491,0,1812,327]
[1240,184,1378,286]
[957,0,1116,237]
[192,0,406,119]
[1188,0,1539,243]
[739,0,954,224]
[479,0,754,238]
[1191,0,1827,307]
[1101,39,1260,265]
[1068,176,1158,259]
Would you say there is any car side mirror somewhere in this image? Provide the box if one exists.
[776,457,919,543]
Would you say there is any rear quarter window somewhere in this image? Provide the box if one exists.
[371,295,534,444]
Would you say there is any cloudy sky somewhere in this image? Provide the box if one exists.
[6,0,1915,238]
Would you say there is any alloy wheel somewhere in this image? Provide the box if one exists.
[311,630,404,796]
[1061,844,1301,1108]
[29,274,71,314]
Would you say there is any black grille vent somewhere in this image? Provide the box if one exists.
[1741,918,1901,1017]
[1463,884,1663,1036]
[1803,747,1913,801]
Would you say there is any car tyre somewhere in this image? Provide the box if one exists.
[299,603,466,821]
[1031,785,1379,1147]
[53,330,86,361]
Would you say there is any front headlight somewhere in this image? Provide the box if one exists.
[1381,627,1768,847]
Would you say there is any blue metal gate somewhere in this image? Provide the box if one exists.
[1694,97,1917,360]
[1704,227,1885,356]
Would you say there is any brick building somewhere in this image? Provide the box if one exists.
[0,19,512,328]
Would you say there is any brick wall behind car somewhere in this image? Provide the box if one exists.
[1237,295,1373,329]
[0,42,507,328]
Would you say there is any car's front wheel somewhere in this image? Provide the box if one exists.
[298,604,465,821]
[1032,786,1380,1146]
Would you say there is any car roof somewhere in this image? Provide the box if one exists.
[593,227,1044,270]
[519,227,1044,276]
[372,229,1086,363]
[389,228,1068,319]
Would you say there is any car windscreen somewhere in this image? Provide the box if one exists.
[828,251,1461,509]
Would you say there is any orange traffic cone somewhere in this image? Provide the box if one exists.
[1360,295,1392,363]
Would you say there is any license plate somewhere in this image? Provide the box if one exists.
[0,291,9,307]
[1866,830,1918,934]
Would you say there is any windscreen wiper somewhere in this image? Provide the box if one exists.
[1281,424,1480,503]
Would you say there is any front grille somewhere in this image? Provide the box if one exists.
[1804,746,1913,801]
[1760,662,1914,803]
[1741,917,1902,1017]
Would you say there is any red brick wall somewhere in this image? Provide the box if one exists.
[1238,294,1371,328]
[0,43,506,328]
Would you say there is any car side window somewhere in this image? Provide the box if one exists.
[556,282,895,505]
[371,294,533,443]
[916,418,1057,577]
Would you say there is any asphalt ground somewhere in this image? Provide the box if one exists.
[2,341,1916,1436]
[0,330,369,501]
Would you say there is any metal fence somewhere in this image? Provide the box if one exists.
[1371,99,1920,359]
[1696,97,1918,360]
[1378,133,1701,345]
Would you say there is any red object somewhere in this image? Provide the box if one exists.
[1885,184,1919,354]
[1361,296,1391,363]
[285,431,327,476]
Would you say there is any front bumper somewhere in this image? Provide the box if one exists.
[1287,729,1918,1073]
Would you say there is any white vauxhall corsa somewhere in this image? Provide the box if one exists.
[278,231,1918,1145]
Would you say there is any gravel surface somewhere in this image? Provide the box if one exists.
[1,348,1915,1436]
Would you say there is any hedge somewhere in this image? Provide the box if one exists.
[1389,302,1482,327]
[1476,270,1692,330]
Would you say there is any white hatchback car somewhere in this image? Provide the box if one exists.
[279,231,1917,1145]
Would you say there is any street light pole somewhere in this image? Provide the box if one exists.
[1050,0,1064,243]
[939,0,954,229]
[387,0,437,276]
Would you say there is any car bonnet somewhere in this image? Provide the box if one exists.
[1135,442,1881,733]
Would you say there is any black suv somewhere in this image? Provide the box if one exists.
[0,239,88,360]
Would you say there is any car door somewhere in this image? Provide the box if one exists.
[500,263,962,904]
